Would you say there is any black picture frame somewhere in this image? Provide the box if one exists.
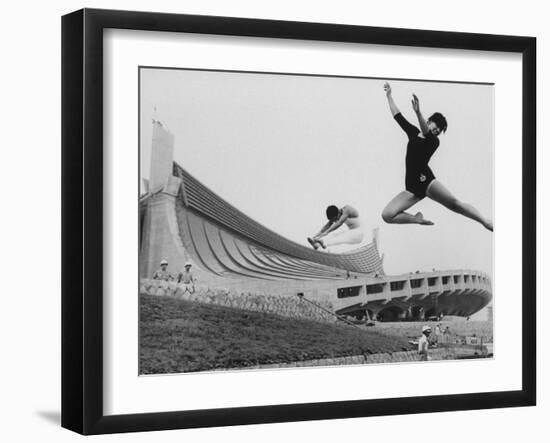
[61,8,536,435]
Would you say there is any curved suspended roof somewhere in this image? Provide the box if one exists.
[173,162,384,277]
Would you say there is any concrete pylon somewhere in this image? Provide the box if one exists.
[149,120,175,192]
[139,121,194,279]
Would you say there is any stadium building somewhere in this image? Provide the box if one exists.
[140,121,492,322]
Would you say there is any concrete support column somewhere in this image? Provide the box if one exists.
[140,194,177,279]
[382,281,391,300]
[149,121,175,192]
[405,279,412,300]
[421,278,428,293]
[432,293,439,316]
[140,122,189,280]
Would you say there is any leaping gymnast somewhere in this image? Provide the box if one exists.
[381,82,493,231]
[307,205,364,250]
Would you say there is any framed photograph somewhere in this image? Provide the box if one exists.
[62,8,536,435]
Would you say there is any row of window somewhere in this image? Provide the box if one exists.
[339,275,489,298]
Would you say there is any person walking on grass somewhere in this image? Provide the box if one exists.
[381,82,493,232]
[418,325,432,361]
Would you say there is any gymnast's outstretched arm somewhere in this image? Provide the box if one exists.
[318,209,350,237]
[313,220,333,239]
[384,82,400,116]
[412,93,430,136]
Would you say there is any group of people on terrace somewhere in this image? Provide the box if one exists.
[152,259,196,294]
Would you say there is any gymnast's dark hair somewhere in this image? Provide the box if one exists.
[429,112,448,133]
[326,205,339,220]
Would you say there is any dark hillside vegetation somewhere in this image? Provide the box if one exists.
[140,294,413,374]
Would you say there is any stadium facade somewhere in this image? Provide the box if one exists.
[139,121,492,321]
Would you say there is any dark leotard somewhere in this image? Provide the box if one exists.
[394,112,440,198]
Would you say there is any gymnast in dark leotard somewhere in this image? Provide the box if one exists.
[381,82,493,231]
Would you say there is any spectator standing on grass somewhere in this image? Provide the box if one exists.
[418,325,431,361]
[152,259,174,281]
[428,328,438,347]
[434,323,443,345]
[177,262,196,294]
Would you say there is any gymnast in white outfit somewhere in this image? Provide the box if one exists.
[307,205,364,250]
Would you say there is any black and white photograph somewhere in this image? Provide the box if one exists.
[0,0,541,440]
[138,67,494,375]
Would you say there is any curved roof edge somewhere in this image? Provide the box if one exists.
[173,162,384,274]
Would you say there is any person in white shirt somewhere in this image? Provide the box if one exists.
[152,259,174,281]
[418,325,431,361]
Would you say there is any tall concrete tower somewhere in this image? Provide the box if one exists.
[139,121,189,279]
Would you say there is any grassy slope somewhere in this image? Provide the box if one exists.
[140,294,413,374]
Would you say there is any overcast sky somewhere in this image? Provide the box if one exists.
[140,68,493,280]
